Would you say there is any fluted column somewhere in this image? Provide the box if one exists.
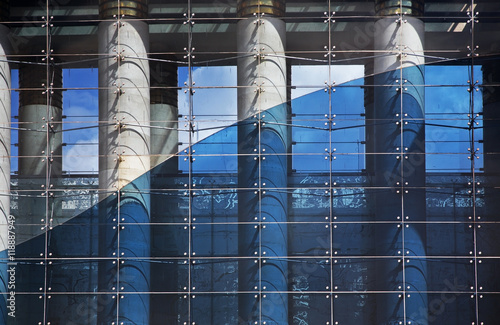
[18,63,63,240]
[149,58,178,324]
[18,63,63,177]
[97,1,150,324]
[150,58,178,172]
[482,62,500,175]
[373,0,427,324]
[237,1,288,324]
[480,61,500,325]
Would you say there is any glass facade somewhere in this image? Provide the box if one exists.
[1,0,500,324]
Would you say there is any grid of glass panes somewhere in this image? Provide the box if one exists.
[6,1,500,324]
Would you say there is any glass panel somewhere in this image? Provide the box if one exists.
[3,1,500,323]
[425,258,474,291]
[289,223,330,256]
[289,258,331,292]
[13,294,45,324]
[478,294,500,324]
[150,225,189,257]
[47,294,105,325]
[191,259,238,292]
[191,294,239,324]
[477,259,500,292]
[150,294,189,324]
[192,224,238,257]
[424,293,474,324]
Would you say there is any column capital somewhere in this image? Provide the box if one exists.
[237,0,285,18]
[99,0,148,20]
[375,0,424,17]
